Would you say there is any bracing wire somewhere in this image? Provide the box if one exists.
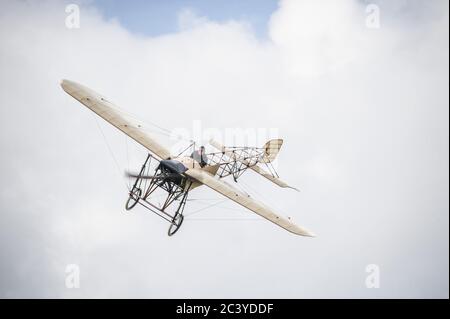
[125,134,130,190]
[184,199,229,218]
[239,178,287,214]
[92,115,128,191]
[90,103,193,192]
[107,104,192,143]
[184,182,263,221]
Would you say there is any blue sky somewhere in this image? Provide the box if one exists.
[92,0,278,38]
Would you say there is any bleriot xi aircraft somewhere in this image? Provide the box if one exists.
[61,79,315,237]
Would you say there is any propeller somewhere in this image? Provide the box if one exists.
[125,171,181,180]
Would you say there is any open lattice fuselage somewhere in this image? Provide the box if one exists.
[173,148,267,189]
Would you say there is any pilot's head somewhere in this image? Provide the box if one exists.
[200,145,205,152]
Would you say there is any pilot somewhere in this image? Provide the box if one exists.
[191,145,208,168]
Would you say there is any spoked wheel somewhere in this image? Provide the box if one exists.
[125,187,142,211]
[168,213,184,236]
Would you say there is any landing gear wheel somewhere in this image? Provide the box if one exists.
[168,213,184,236]
[125,187,142,211]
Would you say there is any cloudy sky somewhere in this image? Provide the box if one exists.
[0,0,448,298]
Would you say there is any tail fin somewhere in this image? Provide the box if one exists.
[262,139,283,163]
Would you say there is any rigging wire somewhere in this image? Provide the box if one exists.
[239,178,287,215]
[184,179,264,220]
[108,104,192,143]
[187,196,251,212]
[90,102,192,191]
[184,199,229,217]
[186,198,262,220]
[125,134,130,189]
[92,115,128,191]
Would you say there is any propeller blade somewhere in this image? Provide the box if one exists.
[124,171,180,180]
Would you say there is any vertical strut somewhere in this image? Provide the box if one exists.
[126,153,192,236]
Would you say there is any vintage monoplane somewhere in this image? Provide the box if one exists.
[61,79,314,237]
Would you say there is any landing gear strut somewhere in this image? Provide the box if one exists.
[125,154,191,236]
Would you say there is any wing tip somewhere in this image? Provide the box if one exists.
[287,186,301,192]
[304,230,317,237]
[60,78,68,90]
[292,226,316,237]
[298,230,316,237]
[60,79,78,94]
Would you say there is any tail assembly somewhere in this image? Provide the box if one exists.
[262,139,283,163]
[209,138,299,191]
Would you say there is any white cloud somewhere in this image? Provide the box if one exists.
[0,0,448,298]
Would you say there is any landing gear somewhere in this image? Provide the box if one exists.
[125,187,141,210]
[125,154,191,236]
[168,212,184,236]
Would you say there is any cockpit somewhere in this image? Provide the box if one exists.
[190,146,208,167]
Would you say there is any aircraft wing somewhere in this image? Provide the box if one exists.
[250,165,299,191]
[209,139,299,191]
[61,79,171,160]
[184,168,314,236]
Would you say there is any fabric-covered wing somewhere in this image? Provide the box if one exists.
[61,79,171,160]
[185,168,314,237]
[250,165,299,192]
